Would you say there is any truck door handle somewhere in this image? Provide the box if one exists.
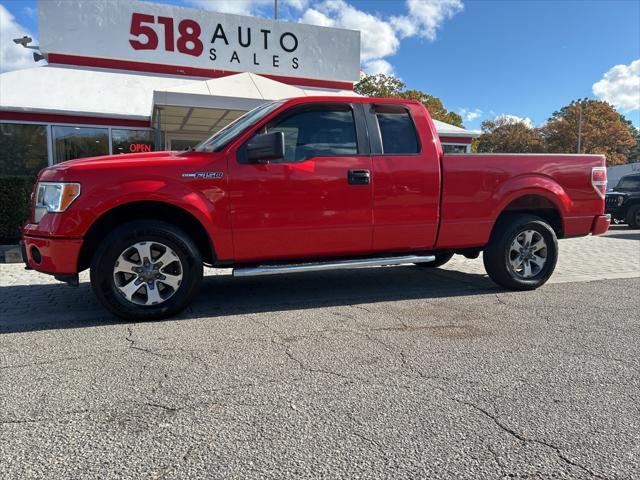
[348,169,370,185]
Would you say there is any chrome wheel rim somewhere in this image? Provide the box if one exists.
[508,229,547,279]
[113,241,183,306]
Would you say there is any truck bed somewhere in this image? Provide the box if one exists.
[436,153,607,249]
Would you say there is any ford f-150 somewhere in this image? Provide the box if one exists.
[22,96,610,320]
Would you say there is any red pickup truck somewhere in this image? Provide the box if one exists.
[22,96,610,320]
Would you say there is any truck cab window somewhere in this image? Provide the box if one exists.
[266,106,358,162]
[374,107,419,155]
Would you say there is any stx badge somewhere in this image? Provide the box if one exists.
[181,172,224,179]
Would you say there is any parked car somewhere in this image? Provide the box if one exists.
[22,96,610,320]
[606,173,640,229]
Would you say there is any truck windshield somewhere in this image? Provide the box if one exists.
[194,101,284,153]
[615,176,640,191]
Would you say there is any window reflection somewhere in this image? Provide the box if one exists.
[53,126,109,163]
[442,144,468,153]
[0,123,48,175]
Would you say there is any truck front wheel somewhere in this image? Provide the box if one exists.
[483,215,558,290]
[90,220,203,320]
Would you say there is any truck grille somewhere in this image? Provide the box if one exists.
[605,196,618,207]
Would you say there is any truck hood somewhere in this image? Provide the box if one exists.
[49,151,184,171]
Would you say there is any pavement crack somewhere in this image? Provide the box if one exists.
[143,402,180,413]
[487,444,509,479]
[0,408,90,425]
[455,398,610,480]
[400,354,611,479]
[0,355,94,370]
[345,411,387,454]
[275,337,355,382]
[125,326,171,358]
[249,317,360,383]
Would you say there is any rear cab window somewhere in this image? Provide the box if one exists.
[373,105,420,155]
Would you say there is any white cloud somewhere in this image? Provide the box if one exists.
[458,107,483,122]
[190,0,308,16]
[301,1,399,62]
[592,59,640,112]
[363,59,394,75]
[0,4,39,73]
[22,6,37,19]
[300,0,463,75]
[494,114,534,129]
[393,0,464,41]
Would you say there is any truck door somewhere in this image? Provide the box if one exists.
[228,103,373,262]
[366,103,441,251]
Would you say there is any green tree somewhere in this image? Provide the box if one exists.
[541,99,636,166]
[618,113,640,163]
[627,126,640,163]
[354,74,405,98]
[476,116,545,153]
[354,74,463,127]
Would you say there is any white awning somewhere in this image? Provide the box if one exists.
[432,119,480,138]
[0,65,203,120]
[151,72,359,136]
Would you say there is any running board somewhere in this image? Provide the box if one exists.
[232,254,436,278]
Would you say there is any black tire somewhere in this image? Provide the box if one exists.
[415,252,454,268]
[626,205,640,229]
[483,214,558,291]
[90,220,203,320]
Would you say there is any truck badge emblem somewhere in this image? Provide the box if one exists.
[182,172,224,179]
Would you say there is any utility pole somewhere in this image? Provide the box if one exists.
[274,0,278,19]
[577,102,583,154]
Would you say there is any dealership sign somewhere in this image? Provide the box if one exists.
[38,0,361,82]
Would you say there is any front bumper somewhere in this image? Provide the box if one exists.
[22,234,83,275]
[591,214,610,236]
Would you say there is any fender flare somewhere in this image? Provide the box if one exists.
[489,174,571,231]
[79,178,229,261]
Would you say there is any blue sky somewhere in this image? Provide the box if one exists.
[1,0,639,129]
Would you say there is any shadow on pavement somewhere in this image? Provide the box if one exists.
[603,231,640,241]
[0,266,498,334]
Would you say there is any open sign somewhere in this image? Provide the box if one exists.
[129,143,152,153]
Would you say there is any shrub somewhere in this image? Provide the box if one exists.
[0,176,36,243]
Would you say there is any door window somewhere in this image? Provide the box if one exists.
[374,107,420,155]
[265,106,358,162]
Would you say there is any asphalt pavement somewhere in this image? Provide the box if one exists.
[1,228,639,479]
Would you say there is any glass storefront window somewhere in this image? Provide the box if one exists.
[170,139,202,151]
[53,126,109,163]
[112,129,154,155]
[0,123,48,176]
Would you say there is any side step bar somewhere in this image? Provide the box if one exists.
[232,254,435,278]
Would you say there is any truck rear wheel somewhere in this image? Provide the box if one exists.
[483,215,558,290]
[90,220,203,320]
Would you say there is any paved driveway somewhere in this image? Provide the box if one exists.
[1,227,638,479]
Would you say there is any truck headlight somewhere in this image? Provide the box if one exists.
[34,182,81,222]
[616,196,624,206]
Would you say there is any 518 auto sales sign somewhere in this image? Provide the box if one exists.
[38,0,361,82]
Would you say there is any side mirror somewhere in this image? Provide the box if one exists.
[245,132,285,163]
